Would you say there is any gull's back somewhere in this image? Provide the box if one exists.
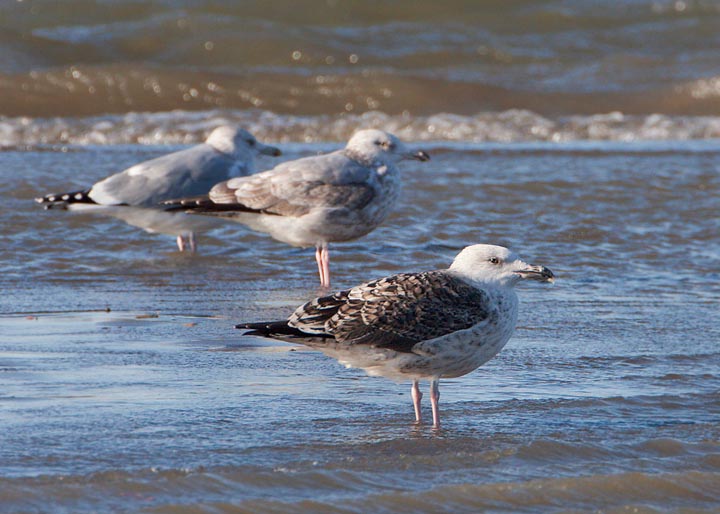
[212,148,384,209]
[89,144,242,207]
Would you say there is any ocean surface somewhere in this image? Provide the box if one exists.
[2,0,720,145]
[2,1,720,513]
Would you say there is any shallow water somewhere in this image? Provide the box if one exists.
[1,140,719,512]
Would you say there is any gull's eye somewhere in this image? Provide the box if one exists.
[380,141,395,151]
[374,140,382,146]
[488,257,500,264]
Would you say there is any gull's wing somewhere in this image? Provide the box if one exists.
[207,150,378,217]
[89,144,239,206]
[289,271,492,353]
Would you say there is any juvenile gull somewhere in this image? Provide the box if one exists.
[164,129,429,286]
[237,244,554,427]
[35,126,281,252]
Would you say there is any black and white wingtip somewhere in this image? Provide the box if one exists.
[35,189,95,208]
[161,196,213,211]
[161,196,263,215]
[235,320,336,344]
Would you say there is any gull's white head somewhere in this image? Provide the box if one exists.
[206,126,282,160]
[345,129,430,166]
[448,244,554,287]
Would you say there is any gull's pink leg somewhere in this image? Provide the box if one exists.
[176,235,186,252]
[315,246,325,286]
[411,380,423,423]
[430,379,440,428]
[320,245,331,288]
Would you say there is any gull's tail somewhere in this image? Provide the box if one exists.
[34,189,96,209]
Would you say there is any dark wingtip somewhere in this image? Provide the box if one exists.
[235,321,272,331]
[239,330,270,338]
[235,322,278,338]
[235,320,306,338]
[162,197,203,211]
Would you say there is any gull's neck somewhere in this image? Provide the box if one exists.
[207,136,242,158]
[343,148,384,168]
[446,268,514,292]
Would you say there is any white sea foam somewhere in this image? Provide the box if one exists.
[3,109,720,148]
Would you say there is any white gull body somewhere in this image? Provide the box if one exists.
[165,129,429,285]
[36,126,281,251]
[238,244,554,427]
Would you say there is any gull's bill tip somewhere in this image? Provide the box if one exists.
[516,265,555,283]
[260,145,282,157]
[413,150,430,161]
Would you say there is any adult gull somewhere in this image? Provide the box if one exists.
[237,244,554,427]
[164,129,429,286]
[35,126,281,252]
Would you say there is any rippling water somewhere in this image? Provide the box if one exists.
[1,140,719,512]
[2,0,720,144]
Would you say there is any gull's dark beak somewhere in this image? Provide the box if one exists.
[259,144,282,157]
[404,150,430,162]
[515,264,555,283]
[413,150,430,162]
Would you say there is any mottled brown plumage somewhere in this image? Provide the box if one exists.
[298,272,491,353]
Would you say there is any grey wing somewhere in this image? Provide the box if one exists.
[90,145,237,206]
[208,151,376,217]
[294,271,492,353]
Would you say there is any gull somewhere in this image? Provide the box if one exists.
[237,244,554,427]
[163,129,430,286]
[35,126,281,252]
